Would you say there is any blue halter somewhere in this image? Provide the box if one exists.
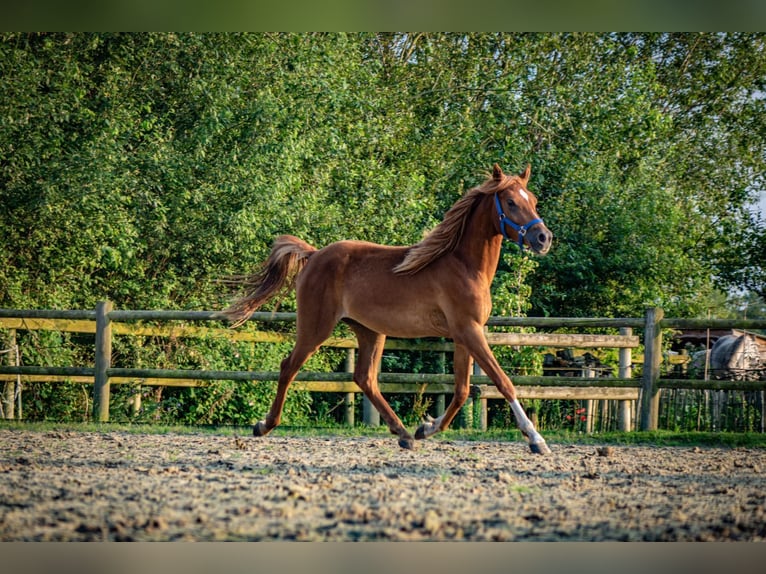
[494,193,544,250]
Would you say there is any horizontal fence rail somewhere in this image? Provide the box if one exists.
[2,303,765,431]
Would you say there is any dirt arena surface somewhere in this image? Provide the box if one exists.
[1,428,765,541]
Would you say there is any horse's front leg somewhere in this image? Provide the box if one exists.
[455,324,551,455]
[415,344,472,439]
[508,398,551,455]
[349,323,416,449]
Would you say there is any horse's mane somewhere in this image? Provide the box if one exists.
[393,175,507,275]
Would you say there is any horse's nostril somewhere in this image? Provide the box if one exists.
[538,232,549,244]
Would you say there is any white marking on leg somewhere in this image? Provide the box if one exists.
[510,399,546,446]
[254,419,270,435]
[422,414,445,438]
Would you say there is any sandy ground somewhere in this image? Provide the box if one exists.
[1,429,765,541]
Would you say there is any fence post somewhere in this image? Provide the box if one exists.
[362,352,380,427]
[618,327,633,431]
[640,307,664,431]
[130,384,142,417]
[362,395,380,426]
[435,351,446,417]
[473,361,488,431]
[344,349,355,426]
[2,329,18,419]
[478,395,488,431]
[457,361,479,429]
[93,300,113,422]
[583,366,595,433]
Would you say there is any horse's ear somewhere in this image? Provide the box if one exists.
[520,163,531,183]
[492,163,504,181]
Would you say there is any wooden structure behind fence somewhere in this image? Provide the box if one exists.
[2,303,766,431]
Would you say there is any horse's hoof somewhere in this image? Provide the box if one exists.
[414,425,427,440]
[398,436,416,450]
[252,421,269,437]
[529,442,551,455]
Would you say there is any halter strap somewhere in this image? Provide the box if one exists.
[494,193,544,250]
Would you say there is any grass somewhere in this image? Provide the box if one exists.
[2,420,766,448]
[440,427,766,448]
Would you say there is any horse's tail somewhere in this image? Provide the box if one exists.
[222,235,317,328]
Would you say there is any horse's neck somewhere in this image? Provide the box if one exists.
[454,196,503,284]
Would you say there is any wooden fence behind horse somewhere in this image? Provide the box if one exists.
[2,303,765,431]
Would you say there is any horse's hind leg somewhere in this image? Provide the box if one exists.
[348,322,415,449]
[254,312,337,437]
[253,338,321,437]
[415,343,472,440]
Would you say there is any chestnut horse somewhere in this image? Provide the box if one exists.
[224,164,553,454]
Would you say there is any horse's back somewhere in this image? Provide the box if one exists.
[302,239,408,278]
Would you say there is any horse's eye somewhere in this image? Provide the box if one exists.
[506,199,517,210]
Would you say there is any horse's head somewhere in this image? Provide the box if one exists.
[491,163,552,255]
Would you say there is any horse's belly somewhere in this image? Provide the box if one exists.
[344,300,450,339]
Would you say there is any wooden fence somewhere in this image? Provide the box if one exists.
[2,303,766,431]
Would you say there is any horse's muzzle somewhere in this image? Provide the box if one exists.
[528,224,552,255]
